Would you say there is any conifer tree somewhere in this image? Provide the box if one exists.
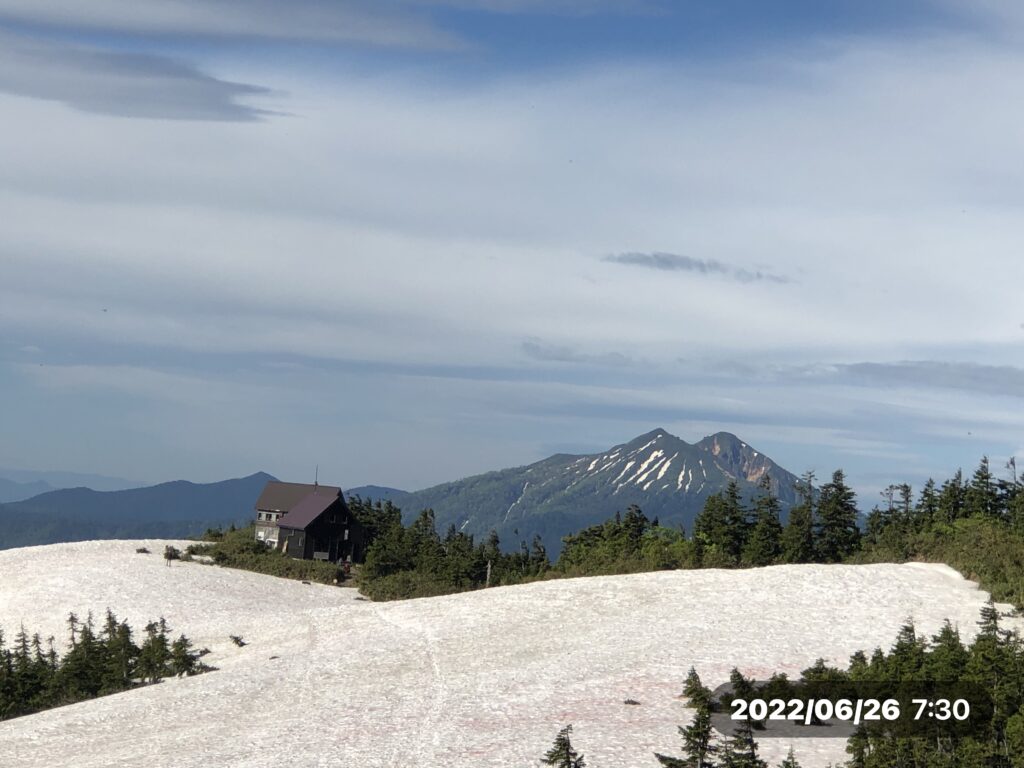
[965,456,1002,519]
[721,482,749,561]
[694,495,733,565]
[658,667,719,768]
[543,725,586,768]
[169,635,204,677]
[622,505,652,556]
[137,618,171,684]
[409,509,443,574]
[845,726,868,768]
[777,747,802,768]
[937,470,965,523]
[781,472,816,564]
[916,478,939,528]
[529,534,549,573]
[814,469,860,562]
[1005,711,1024,766]
[925,620,968,683]
[886,620,927,682]
[682,666,713,707]
[742,478,783,566]
[100,610,137,694]
[720,718,766,768]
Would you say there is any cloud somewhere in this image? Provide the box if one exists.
[837,361,1024,400]
[0,32,272,120]
[0,0,461,49]
[4,10,1024,490]
[603,252,791,283]
[521,339,632,366]
[413,0,656,15]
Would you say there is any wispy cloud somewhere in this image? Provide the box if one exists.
[603,252,791,284]
[521,339,632,366]
[838,360,1024,399]
[0,32,272,120]
[415,0,658,15]
[0,0,462,49]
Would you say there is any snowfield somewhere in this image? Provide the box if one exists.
[0,541,1013,767]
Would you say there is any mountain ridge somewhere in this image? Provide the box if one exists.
[1,429,802,554]
[349,428,802,553]
[0,472,274,549]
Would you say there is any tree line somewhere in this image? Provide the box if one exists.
[349,497,549,600]
[350,455,1024,605]
[0,610,210,720]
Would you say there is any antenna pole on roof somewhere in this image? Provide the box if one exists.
[315,464,319,492]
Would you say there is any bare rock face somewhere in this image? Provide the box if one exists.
[697,432,776,486]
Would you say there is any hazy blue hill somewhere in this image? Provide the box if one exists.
[345,485,412,506]
[0,468,141,493]
[353,429,802,554]
[0,477,54,504]
[0,472,274,549]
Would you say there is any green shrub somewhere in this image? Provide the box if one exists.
[192,525,345,585]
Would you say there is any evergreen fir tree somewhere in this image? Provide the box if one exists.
[656,700,718,768]
[720,718,766,768]
[742,479,783,566]
[169,635,204,677]
[777,747,802,768]
[781,472,815,564]
[694,495,735,566]
[409,509,444,574]
[1005,711,1024,767]
[543,725,586,768]
[916,478,939,528]
[100,610,137,694]
[720,482,749,562]
[137,618,171,684]
[926,620,969,683]
[682,666,713,707]
[530,534,549,573]
[814,469,860,562]
[845,726,868,768]
[659,668,719,768]
[965,456,1002,519]
[886,620,927,682]
[937,470,965,523]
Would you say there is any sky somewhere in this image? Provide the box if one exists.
[2,1,1023,503]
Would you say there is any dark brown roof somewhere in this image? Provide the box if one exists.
[255,481,341,513]
[277,490,345,531]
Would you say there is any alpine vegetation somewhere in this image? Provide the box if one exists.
[0,610,211,720]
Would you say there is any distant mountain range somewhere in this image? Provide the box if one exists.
[0,467,141,496]
[1,429,802,554]
[349,428,802,554]
[0,477,55,504]
[0,473,273,550]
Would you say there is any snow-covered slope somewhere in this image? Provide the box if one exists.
[0,541,1009,767]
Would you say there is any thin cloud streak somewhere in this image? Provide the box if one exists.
[0,0,463,49]
[604,251,791,283]
[0,32,274,120]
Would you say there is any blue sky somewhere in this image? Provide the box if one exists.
[2,0,1023,504]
